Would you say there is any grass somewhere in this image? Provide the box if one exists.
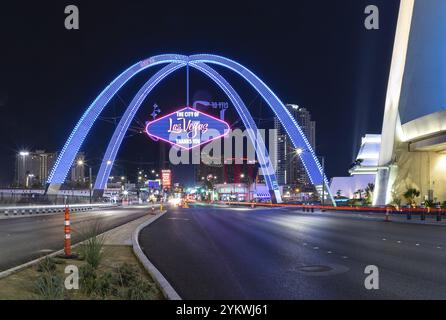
[0,245,164,300]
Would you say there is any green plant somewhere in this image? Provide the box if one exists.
[78,222,105,269]
[424,200,434,207]
[79,264,97,295]
[125,278,155,300]
[115,263,139,287]
[35,273,64,300]
[36,257,57,273]
[441,201,446,209]
[95,272,115,298]
[403,188,420,207]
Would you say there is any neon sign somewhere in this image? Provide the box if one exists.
[145,106,230,150]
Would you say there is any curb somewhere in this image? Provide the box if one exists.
[132,210,182,300]
[0,208,143,280]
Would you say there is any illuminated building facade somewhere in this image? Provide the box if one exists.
[15,150,57,188]
[374,0,446,205]
[274,104,316,191]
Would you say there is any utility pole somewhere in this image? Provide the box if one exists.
[89,166,92,204]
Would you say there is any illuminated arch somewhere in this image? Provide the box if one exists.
[46,54,189,193]
[47,54,334,205]
[188,55,333,204]
[93,62,186,191]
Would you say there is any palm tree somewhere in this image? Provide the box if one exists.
[365,183,375,205]
[336,189,342,198]
[403,188,420,207]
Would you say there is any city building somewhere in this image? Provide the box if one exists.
[374,0,446,205]
[15,150,57,188]
[274,104,316,190]
[330,134,380,200]
[71,152,86,183]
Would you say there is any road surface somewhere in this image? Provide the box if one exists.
[0,205,153,271]
[139,205,446,299]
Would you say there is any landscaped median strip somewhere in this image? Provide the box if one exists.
[0,208,171,300]
[132,210,182,300]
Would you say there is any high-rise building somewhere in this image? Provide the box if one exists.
[15,150,57,188]
[274,104,316,190]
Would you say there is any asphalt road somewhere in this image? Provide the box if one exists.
[139,205,446,299]
[0,205,152,271]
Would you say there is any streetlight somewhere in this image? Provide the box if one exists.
[19,151,29,188]
[77,160,93,204]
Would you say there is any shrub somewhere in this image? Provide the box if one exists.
[36,257,57,273]
[95,272,115,298]
[78,225,105,269]
[125,278,155,300]
[79,264,97,295]
[35,273,64,300]
[115,263,139,287]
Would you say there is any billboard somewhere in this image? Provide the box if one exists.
[161,170,172,189]
[145,106,230,150]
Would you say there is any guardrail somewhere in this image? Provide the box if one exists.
[0,203,119,218]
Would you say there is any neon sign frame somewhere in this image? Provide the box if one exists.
[145,106,230,150]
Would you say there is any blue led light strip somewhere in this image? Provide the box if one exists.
[189,54,335,205]
[190,62,281,202]
[46,54,188,189]
[94,62,186,190]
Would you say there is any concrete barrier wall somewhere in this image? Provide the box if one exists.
[0,203,118,218]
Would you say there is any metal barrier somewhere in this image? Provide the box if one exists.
[0,203,118,218]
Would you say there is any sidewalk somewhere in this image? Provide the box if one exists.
[103,212,160,245]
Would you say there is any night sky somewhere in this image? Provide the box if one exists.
[0,0,400,187]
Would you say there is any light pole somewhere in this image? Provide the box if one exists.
[77,160,93,204]
[19,151,29,188]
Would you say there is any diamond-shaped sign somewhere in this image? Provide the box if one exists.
[145,107,230,150]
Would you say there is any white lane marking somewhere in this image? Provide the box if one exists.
[415,243,420,246]
[313,247,319,250]
[397,241,402,243]
[382,238,386,241]
[437,246,442,249]
[342,256,348,259]
[327,251,332,254]
[167,218,190,221]
[303,243,307,246]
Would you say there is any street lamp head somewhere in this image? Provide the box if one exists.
[240,173,245,178]
[77,160,84,166]
[106,160,112,165]
[295,148,303,155]
[19,151,29,156]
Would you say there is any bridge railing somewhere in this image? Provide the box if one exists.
[0,191,105,206]
[0,203,119,218]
